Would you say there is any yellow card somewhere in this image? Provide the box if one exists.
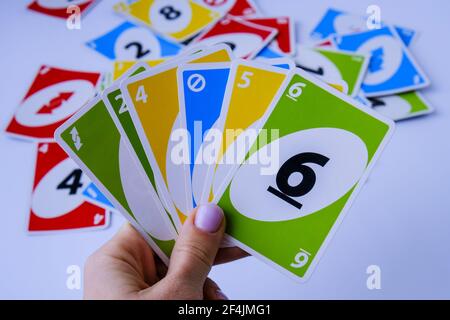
[114,0,221,42]
[113,59,166,80]
[121,45,232,223]
[208,60,292,201]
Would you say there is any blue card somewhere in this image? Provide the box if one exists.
[86,21,182,60]
[177,62,231,206]
[310,8,416,47]
[333,26,429,97]
[83,182,115,210]
[256,46,286,59]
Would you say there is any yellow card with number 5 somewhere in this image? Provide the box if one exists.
[207,60,293,202]
[114,0,221,43]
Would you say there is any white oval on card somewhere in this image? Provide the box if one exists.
[229,128,368,222]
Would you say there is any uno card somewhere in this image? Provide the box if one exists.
[83,182,115,210]
[86,21,181,61]
[293,46,369,97]
[208,60,292,201]
[310,8,417,47]
[27,0,96,19]
[333,26,430,97]
[314,38,335,48]
[366,91,434,121]
[216,68,395,281]
[254,57,295,70]
[114,0,221,43]
[5,65,100,141]
[227,0,260,17]
[113,59,166,80]
[55,97,177,263]
[193,0,236,16]
[191,15,277,59]
[246,17,295,56]
[177,62,231,206]
[28,142,109,233]
[121,45,233,223]
[103,62,181,229]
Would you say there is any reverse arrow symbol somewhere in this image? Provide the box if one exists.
[70,127,83,151]
[37,91,74,114]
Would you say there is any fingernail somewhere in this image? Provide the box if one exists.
[216,289,228,300]
[194,204,223,233]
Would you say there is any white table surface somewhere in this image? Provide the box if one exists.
[1,0,449,299]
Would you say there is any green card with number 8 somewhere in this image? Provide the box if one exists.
[217,68,394,281]
[55,96,177,265]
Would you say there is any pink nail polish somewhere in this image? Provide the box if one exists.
[194,203,223,233]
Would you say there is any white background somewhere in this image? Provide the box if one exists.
[1,0,449,299]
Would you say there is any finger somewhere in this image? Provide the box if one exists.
[154,255,168,279]
[166,203,225,289]
[203,278,228,300]
[100,223,158,285]
[214,247,250,265]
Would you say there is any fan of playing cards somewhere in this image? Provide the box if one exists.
[5,0,434,281]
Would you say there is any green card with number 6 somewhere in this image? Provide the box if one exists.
[55,97,177,265]
[216,68,395,281]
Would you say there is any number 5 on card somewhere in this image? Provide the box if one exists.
[208,60,293,202]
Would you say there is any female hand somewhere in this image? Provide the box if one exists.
[84,203,248,300]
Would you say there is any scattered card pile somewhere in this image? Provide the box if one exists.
[5,1,435,280]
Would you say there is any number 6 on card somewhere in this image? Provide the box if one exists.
[216,68,395,281]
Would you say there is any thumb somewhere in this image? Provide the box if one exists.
[166,203,225,288]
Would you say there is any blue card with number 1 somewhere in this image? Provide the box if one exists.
[177,62,231,207]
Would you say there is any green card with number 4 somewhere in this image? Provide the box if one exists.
[216,68,394,281]
[55,96,177,265]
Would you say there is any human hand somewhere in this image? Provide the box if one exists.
[84,203,248,300]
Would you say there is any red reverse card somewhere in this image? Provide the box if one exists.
[5,65,100,141]
[27,0,96,19]
[28,142,109,233]
[244,17,295,55]
[192,15,277,59]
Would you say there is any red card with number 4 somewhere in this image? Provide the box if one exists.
[245,16,295,55]
[28,142,109,233]
[5,65,100,141]
[28,0,97,19]
[192,15,277,58]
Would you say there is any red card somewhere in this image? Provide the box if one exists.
[228,0,259,17]
[27,0,96,19]
[315,39,334,47]
[28,142,109,233]
[5,65,100,141]
[244,17,295,55]
[192,16,277,59]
